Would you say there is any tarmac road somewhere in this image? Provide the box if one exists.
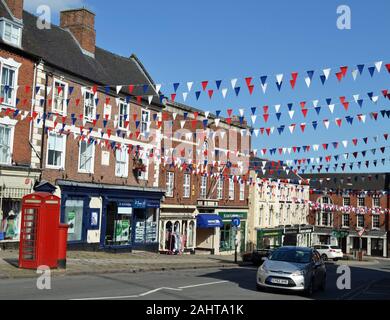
[1,259,390,300]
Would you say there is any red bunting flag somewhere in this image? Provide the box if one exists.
[245,77,252,87]
[171,93,176,102]
[201,81,208,91]
[352,139,358,146]
[263,114,269,122]
[301,109,308,118]
[336,72,343,82]
[290,72,298,89]
[336,118,342,127]
[248,85,254,95]
[92,85,98,94]
[300,123,306,132]
[263,105,269,114]
[340,66,348,77]
[208,90,214,99]
[300,101,306,109]
[386,64,390,73]
[129,85,134,94]
[194,111,199,119]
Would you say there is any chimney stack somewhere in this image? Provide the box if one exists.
[4,0,24,20]
[60,8,96,56]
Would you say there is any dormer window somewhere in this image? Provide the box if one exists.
[1,20,22,47]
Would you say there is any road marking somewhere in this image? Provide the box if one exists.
[71,280,229,300]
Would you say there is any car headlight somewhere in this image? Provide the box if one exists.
[259,264,268,272]
[292,270,305,276]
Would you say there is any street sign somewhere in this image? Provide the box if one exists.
[231,217,241,227]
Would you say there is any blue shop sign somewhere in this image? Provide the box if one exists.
[118,199,160,209]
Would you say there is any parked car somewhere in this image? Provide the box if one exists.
[312,245,343,261]
[256,246,327,296]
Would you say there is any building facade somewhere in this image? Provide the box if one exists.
[248,158,312,251]
[302,173,390,258]
[0,1,166,250]
[158,101,252,255]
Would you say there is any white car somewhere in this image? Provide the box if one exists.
[312,245,343,261]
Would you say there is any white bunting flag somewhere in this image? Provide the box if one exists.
[231,78,237,89]
[205,111,210,118]
[222,88,228,99]
[182,92,188,102]
[304,76,311,88]
[312,100,319,108]
[254,129,259,137]
[148,95,153,105]
[187,82,193,92]
[274,104,281,113]
[353,94,360,103]
[328,104,335,113]
[288,110,295,119]
[323,68,331,80]
[375,61,383,72]
[239,109,244,117]
[352,69,358,81]
[260,83,268,94]
[323,120,330,129]
[116,85,122,94]
[251,115,257,125]
[155,84,162,93]
[276,74,283,85]
[342,140,348,148]
[215,118,220,127]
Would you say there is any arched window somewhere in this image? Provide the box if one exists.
[188,221,195,247]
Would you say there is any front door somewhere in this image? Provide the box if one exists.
[371,239,383,257]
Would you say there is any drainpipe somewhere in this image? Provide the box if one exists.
[38,69,52,182]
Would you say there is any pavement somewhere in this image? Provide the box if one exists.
[1,259,390,300]
[0,249,242,279]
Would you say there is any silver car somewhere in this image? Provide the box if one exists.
[256,246,326,296]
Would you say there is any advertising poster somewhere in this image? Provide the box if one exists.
[67,211,76,234]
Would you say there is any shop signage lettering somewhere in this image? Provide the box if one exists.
[219,212,247,220]
[118,199,160,209]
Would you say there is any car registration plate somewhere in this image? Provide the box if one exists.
[271,278,289,285]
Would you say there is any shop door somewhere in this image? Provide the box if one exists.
[283,234,297,246]
[371,239,383,257]
[340,237,347,253]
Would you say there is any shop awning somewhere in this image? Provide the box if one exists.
[197,214,223,229]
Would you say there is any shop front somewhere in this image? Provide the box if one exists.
[217,211,248,253]
[158,205,197,254]
[57,180,164,251]
[312,227,338,246]
[195,213,223,254]
[347,230,387,257]
[0,167,40,246]
[283,225,314,247]
[256,228,283,250]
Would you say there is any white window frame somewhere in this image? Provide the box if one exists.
[0,117,16,165]
[372,214,380,229]
[342,214,349,228]
[358,197,365,207]
[166,172,174,197]
[141,109,151,135]
[343,197,351,206]
[239,182,245,201]
[0,57,20,108]
[372,197,380,208]
[200,175,207,199]
[217,177,223,200]
[183,173,191,198]
[229,178,235,200]
[46,132,67,169]
[1,20,22,47]
[83,89,96,122]
[357,215,364,229]
[52,78,68,116]
[115,148,129,178]
[118,100,130,130]
[78,140,95,174]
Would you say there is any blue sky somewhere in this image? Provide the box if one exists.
[26,0,390,173]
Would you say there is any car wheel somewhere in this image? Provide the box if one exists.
[319,276,326,291]
[304,279,314,297]
[321,254,328,261]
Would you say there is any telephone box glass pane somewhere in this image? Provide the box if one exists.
[22,208,37,260]
[64,200,84,241]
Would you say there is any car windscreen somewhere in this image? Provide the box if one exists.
[269,249,311,264]
[330,246,340,250]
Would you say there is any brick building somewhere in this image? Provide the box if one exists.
[0,0,41,245]
[0,1,166,250]
[302,173,390,258]
[158,101,251,255]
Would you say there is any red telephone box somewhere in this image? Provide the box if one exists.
[19,192,61,269]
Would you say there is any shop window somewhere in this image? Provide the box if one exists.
[183,173,191,198]
[78,140,95,173]
[46,132,66,169]
[52,79,68,115]
[200,175,207,199]
[0,199,21,241]
[134,208,158,244]
[105,202,132,246]
[0,123,13,165]
[220,223,234,251]
[64,199,84,242]
[372,215,380,229]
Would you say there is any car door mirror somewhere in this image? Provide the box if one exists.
[261,257,268,262]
